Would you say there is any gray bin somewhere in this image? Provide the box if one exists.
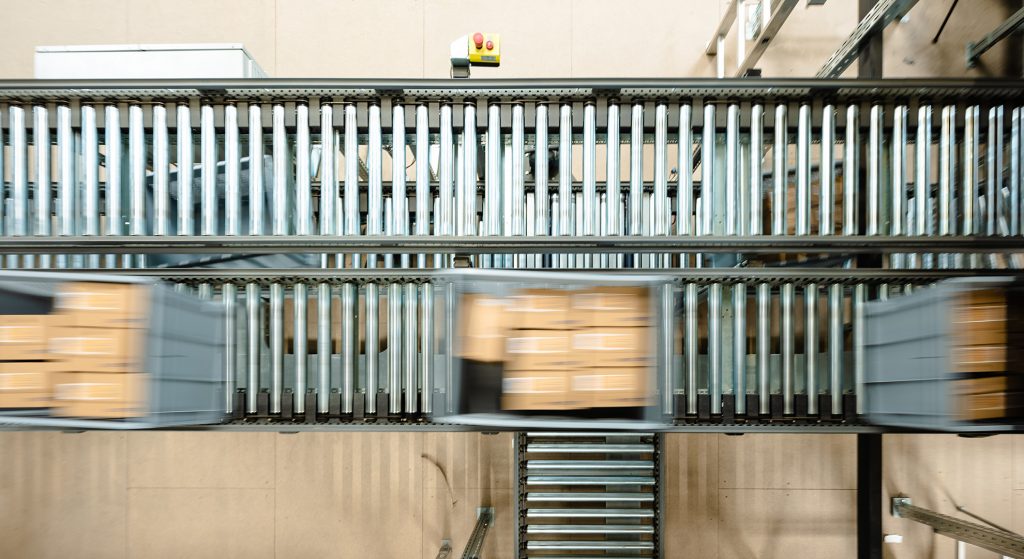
[0,270,226,429]
[861,276,1021,432]
[430,269,672,431]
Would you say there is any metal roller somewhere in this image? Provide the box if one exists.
[404,282,418,414]
[915,105,932,268]
[781,282,794,415]
[296,103,312,237]
[654,102,669,267]
[560,102,574,268]
[709,282,722,415]
[415,103,430,267]
[202,103,218,236]
[678,104,693,268]
[81,105,99,266]
[33,105,51,269]
[225,104,241,237]
[56,105,75,268]
[684,282,698,415]
[153,104,170,238]
[485,102,501,268]
[630,102,644,268]
[511,103,526,267]
[805,283,818,415]
[389,281,403,415]
[248,103,264,236]
[733,282,746,415]
[460,101,477,238]
[223,283,238,414]
[536,102,550,262]
[270,282,284,414]
[294,282,308,414]
[773,104,787,237]
[104,105,122,269]
[246,283,261,414]
[178,104,194,237]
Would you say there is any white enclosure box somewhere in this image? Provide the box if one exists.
[35,43,267,79]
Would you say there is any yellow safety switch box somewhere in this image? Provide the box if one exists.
[467,32,501,66]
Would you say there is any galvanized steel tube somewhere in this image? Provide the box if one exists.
[202,103,218,236]
[535,103,550,242]
[756,283,770,415]
[270,282,284,414]
[820,104,835,235]
[153,104,170,236]
[685,282,698,415]
[246,283,261,414]
[781,282,794,415]
[296,103,312,236]
[317,283,332,414]
[867,105,882,236]
[733,283,746,415]
[796,104,810,236]
[773,104,787,236]
[272,103,288,236]
[460,101,477,237]
[709,282,722,415]
[294,282,308,414]
[404,282,418,414]
[249,103,264,236]
[560,102,573,266]
[223,283,238,414]
[177,104,194,236]
[225,104,241,236]
[82,105,99,252]
[844,105,859,236]
[805,284,818,415]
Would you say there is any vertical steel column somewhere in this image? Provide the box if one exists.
[987,106,1003,237]
[81,105,99,268]
[33,105,51,269]
[178,104,194,237]
[630,103,644,267]
[225,104,241,237]
[104,105,122,269]
[916,105,932,268]
[201,103,218,236]
[678,104,693,268]
[559,102,573,267]
[153,105,171,239]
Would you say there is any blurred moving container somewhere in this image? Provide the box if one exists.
[0,271,226,428]
[437,270,669,430]
[861,277,1024,432]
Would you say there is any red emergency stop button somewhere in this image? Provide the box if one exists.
[486,40,494,50]
[473,33,484,49]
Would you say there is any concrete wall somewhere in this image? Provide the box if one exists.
[0,1,1018,79]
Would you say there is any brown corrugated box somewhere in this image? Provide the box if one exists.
[501,370,575,410]
[572,327,653,369]
[957,391,1023,421]
[570,368,652,408]
[506,289,575,330]
[49,326,145,373]
[51,372,147,418]
[571,286,650,328]
[458,293,508,363]
[54,282,150,329]
[505,330,580,370]
[0,361,54,408]
[954,376,1010,395]
[0,314,50,361]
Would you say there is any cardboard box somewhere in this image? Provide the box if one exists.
[0,361,54,408]
[572,327,653,368]
[501,369,574,410]
[0,314,50,361]
[958,391,1023,421]
[505,330,579,370]
[572,286,651,328]
[458,293,508,363]
[953,345,1007,373]
[51,372,148,418]
[55,282,149,329]
[506,288,575,330]
[50,326,146,373]
[570,367,652,408]
[954,376,1009,395]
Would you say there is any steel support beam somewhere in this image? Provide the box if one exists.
[858,434,883,559]
[736,0,799,76]
[892,497,1024,557]
[817,0,920,77]
[966,6,1024,68]
[460,508,494,559]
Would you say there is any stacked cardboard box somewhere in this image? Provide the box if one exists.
[49,282,149,419]
[952,287,1024,421]
[569,287,653,408]
[0,312,54,408]
[502,289,580,410]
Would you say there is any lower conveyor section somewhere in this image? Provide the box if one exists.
[518,432,660,558]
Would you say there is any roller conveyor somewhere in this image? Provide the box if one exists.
[0,78,1022,432]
